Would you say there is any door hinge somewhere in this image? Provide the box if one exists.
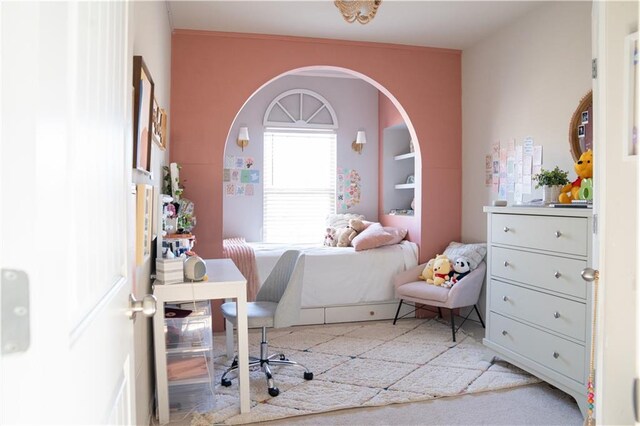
[592,58,598,79]
[593,214,598,235]
[1,269,30,355]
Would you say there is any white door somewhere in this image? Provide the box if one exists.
[1,2,142,424]
[592,1,639,424]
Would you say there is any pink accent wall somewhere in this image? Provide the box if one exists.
[171,30,462,263]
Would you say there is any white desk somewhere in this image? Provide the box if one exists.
[152,259,250,424]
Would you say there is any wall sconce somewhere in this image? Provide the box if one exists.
[237,126,249,151]
[351,130,366,154]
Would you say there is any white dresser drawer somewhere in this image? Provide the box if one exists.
[489,312,585,383]
[491,214,588,256]
[491,246,587,299]
[490,280,586,341]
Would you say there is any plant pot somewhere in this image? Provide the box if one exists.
[542,185,563,204]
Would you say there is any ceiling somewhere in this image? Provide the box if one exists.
[166,1,543,50]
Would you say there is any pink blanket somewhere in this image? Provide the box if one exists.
[223,238,259,301]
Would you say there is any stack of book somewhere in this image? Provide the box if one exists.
[156,258,184,284]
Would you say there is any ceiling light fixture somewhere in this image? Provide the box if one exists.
[334,0,382,25]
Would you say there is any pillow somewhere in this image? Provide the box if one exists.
[325,213,365,230]
[382,227,407,246]
[443,241,487,270]
[351,223,393,251]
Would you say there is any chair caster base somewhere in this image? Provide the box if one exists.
[304,372,313,380]
[221,378,232,387]
[268,387,280,397]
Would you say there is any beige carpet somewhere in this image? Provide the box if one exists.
[192,318,541,425]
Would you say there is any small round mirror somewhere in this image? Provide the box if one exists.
[569,91,593,161]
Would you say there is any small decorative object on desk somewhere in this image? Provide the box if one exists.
[156,258,184,284]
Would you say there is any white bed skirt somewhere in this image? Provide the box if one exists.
[249,241,419,309]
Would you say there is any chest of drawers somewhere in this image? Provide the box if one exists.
[483,207,593,417]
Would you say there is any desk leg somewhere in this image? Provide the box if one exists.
[225,319,235,359]
[235,294,250,413]
[153,301,170,424]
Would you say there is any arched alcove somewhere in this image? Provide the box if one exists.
[221,66,422,246]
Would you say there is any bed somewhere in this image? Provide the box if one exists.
[247,240,419,324]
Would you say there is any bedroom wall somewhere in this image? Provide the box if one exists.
[223,74,379,242]
[461,1,592,242]
[131,2,172,424]
[171,31,462,268]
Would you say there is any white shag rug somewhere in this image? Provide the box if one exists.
[192,318,540,425]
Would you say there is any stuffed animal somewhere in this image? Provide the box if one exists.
[427,256,453,286]
[559,149,593,204]
[419,258,435,281]
[336,227,352,247]
[337,219,366,247]
[324,227,338,247]
[452,257,472,282]
[419,254,448,282]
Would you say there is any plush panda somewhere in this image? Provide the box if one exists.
[452,257,472,282]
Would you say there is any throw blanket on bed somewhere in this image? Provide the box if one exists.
[223,238,259,301]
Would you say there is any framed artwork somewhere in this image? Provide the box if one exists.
[133,56,154,171]
[136,184,153,265]
[624,31,638,158]
[152,97,168,151]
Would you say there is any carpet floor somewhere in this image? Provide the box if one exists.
[191,318,542,425]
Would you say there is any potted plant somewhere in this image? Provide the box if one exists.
[533,166,570,203]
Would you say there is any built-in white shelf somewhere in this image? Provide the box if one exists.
[394,152,415,161]
[394,183,415,189]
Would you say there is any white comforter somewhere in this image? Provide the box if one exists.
[249,241,419,308]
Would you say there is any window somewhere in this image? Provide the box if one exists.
[263,130,336,243]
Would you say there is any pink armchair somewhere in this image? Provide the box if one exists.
[392,261,486,342]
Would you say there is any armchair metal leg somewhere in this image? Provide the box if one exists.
[474,305,485,328]
[450,309,456,342]
[393,299,404,324]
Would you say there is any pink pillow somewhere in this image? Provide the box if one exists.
[383,227,408,245]
[351,223,393,251]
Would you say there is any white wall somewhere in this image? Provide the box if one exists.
[462,1,592,242]
[131,2,172,425]
[223,74,379,242]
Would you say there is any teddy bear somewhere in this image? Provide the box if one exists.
[426,256,453,286]
[323,226,338,247]
[418,254,448,282]
[559,149,593,204]
[419,258,435,281]
[337,218,366,247]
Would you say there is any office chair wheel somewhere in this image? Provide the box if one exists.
[304,372,313,380]
[279,354,286,360]
[221,378,232,387]
[268,387,280,397]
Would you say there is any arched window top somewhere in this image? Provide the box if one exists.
[263,89,338,129]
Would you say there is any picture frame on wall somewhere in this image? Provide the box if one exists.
[623,31,638,158]
[133,56,154,171]
[136,183,154,265]
[152,97,168,151]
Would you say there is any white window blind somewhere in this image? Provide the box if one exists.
[263,130,336,243]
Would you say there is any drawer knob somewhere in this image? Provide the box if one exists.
[503,226,510,232]
[553,351,560,359]
[553,311,561,319]
[503,261,509,267]
[502,296,509,302]
[554,231,562,238]
[501,330,508,336]
[554,271,562,279]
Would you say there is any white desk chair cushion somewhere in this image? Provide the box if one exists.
[221,301,277,328]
